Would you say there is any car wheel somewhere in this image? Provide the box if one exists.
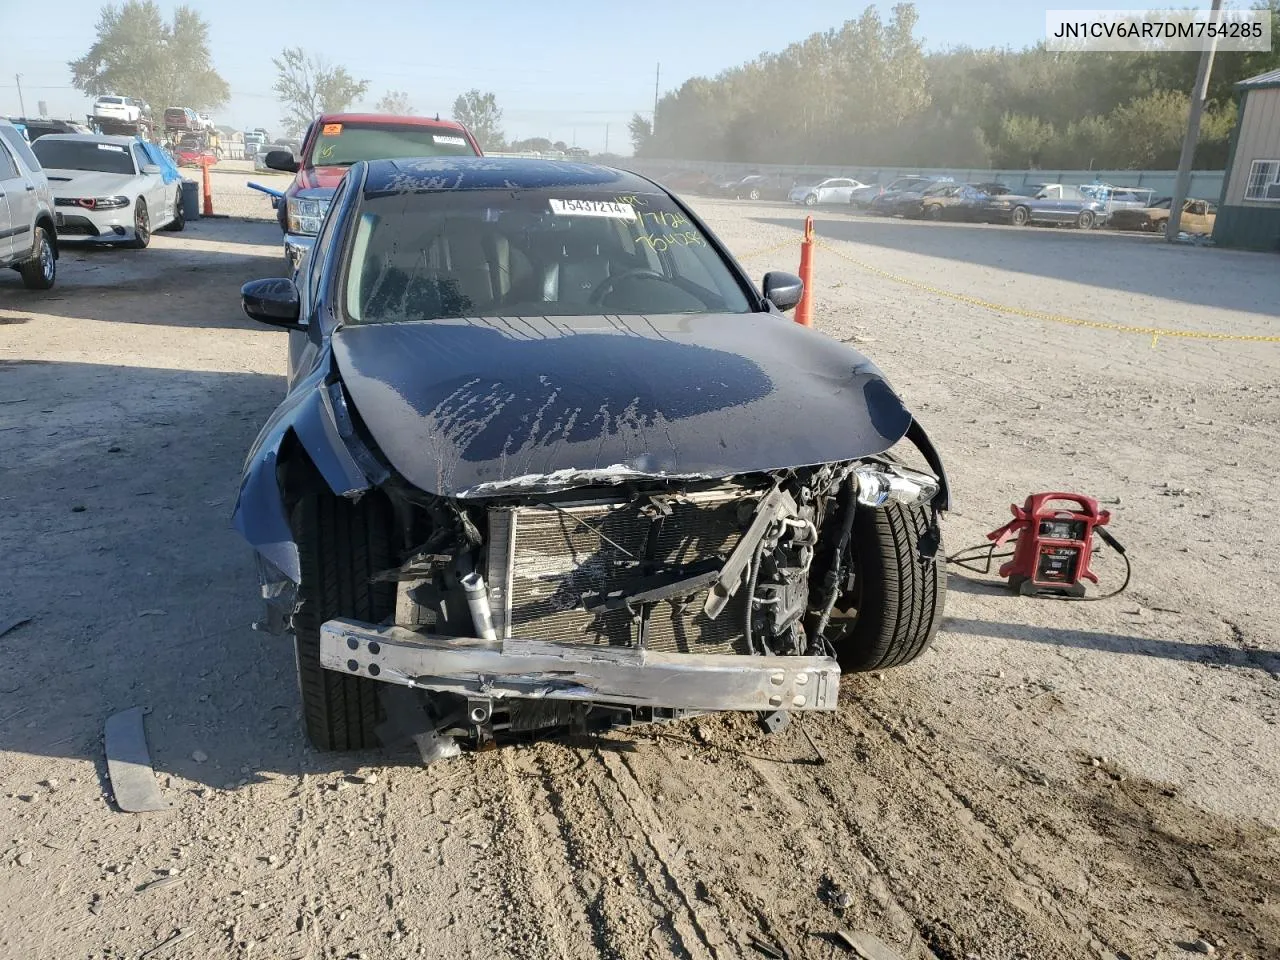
[128,198,151,249]
[18,226,56,290]
[1076,210,1096,229]
[925,204,943,221]
[1011,206,1030,226]
[162,189,186,232]
[290,491,397,751]
[834,501,946,672]
[804,194,817,207]
[748,187,761,201]
[1157,221,1168,238]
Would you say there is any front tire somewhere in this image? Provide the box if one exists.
[18,226,56,290]
[925,204,943,221]
[128,198,151,248]
[804,194,817,207]
[1011,206,1030,227]
[836,502,946,672]
[291,492,397,751]
[1076,210,1096,229]
[748,187,761,201]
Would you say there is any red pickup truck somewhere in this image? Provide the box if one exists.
[265,113,482,270]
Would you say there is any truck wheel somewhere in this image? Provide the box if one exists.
[290,492,397,751]
[836,501,946,672]
[18,227,56,290]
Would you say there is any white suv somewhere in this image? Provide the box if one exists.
[0,118,57,289]
[93,96,143,123]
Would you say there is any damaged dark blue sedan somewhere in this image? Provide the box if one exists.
[234,157,949,757]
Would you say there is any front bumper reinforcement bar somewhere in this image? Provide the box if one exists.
[320,619,841,712]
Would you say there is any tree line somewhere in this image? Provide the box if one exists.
[68,1,508,149]
[630,1,1280,170]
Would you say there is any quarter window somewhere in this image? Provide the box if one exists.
[1243,159,1280,201]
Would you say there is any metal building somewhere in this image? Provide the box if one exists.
[1214,68,1280,251]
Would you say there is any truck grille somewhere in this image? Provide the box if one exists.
[487,491,754,656]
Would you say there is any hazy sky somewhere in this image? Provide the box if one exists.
[1,0,1188,151]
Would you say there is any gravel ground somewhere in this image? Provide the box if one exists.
[0,192,1277,960]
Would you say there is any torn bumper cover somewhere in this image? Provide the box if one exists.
[320,618,841,712]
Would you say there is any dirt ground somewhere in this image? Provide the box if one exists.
[1,183,1277,960]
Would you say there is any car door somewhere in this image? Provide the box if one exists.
[0,140,29,262]
[132,143,168,224]
[828,179,854,203]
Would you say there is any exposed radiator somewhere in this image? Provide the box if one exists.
[487,491,754,656]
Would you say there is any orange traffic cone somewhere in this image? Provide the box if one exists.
[795,215,815,327]
[201,161,214,216]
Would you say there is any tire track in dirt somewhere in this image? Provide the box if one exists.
[496,748,584,959]
[526,741,729,959]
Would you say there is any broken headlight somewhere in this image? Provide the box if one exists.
[853,462,939,508]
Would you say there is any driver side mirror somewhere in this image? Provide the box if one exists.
[242,278,305,330]
[140,163,162,175]
[265,150,299,173]
[762,271,804,313]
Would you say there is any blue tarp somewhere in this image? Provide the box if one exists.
[140,140,181,184]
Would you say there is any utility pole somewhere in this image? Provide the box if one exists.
[604,123,609,155]
[15,74,26,117]
[1167,0,1223,241]
[653,62,660,135]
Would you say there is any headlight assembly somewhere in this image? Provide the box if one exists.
[854,462,940,508]
[287,197,330,236]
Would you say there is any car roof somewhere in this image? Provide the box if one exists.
[35,133,138,147]
[318,112,469,133]
[361,157,657,197]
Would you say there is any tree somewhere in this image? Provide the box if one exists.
[374,90,414,115]
[452,90,503,150]
[69,1,228,114]
[628,114,652,155]
[272,47,369,137]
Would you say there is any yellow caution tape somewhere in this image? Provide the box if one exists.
[731,230,1280,345]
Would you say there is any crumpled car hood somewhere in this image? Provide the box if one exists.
[332,313,912,498]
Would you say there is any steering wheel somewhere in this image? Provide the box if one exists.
[588,269,667,306]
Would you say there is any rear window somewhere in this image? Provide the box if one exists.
[307,123,478,168]
[345,190,752,324]
[99,97,123,104]
[32,139,136,175]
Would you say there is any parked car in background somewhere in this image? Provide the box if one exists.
[233,155,949,755]
[1109,197,1216,235]
[713,174,772,200]
[984,183,1107,228]
[163,107,199,133]
[6,117,92,140]
[870,176,954,217]
[265,112,482,269]
[92,96,144,124]
[867,176,949,216]
[788,177,868,206]
[848,182,884,208]
[0,117,58,289]
[32,134,185,247]
[916,183,996,221]
[661,170,718,195]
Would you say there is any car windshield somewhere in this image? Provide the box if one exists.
[308,123,477,167]
[345,190,753,324]
[32,139,135,175]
